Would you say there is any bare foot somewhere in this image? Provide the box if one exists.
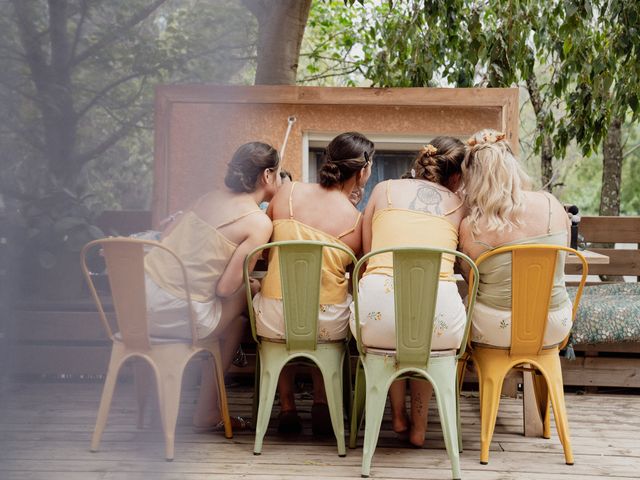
[392,411,410,435]
[409,423,426,448]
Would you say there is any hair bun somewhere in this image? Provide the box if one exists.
[318,160,342,187]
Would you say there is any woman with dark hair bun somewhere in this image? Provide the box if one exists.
[144,141,281,431]
[352,136,467,447]
[254,131,374,435]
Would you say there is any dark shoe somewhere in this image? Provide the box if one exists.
[277,410,302,435]
[311,402,333,437]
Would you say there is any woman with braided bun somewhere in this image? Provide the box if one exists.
[144,141,281,431]
[352,136,467,447]
[254,131,374,435]
[458,129,572,349]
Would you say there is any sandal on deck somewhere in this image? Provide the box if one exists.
[277,410,303,435]
[192,416,252,433]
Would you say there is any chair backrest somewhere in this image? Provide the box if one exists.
[81,237,198,350]
[244,240,358,351]
[352,247,479,369]
[474,244,588,356]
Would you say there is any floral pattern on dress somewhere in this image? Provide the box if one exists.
[499,318,510,329]
[567,283,640,345]
[319,304,328,313]
[319,327,330,340]
[383,278,394,293]
[367,311,382,322]
[433,315,449,337]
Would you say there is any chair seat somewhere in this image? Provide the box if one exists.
[113,332,191,345]
[568,283,640,345]
[363,346,456,357]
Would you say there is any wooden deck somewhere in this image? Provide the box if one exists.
[0,379,638,480]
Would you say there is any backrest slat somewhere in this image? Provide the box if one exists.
[279,243,323,351]
[393,250,441,368]
[510,248,557,356]
[102,242,151,350]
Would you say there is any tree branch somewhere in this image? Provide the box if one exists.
[76,70,149,119]
[71,0,169,67]
[73,110,148,167]
[11,0,50,90]
[69,0,89,61]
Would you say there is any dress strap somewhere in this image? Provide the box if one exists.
[215,209,262,229]
[385,180,393,207]
[470,229,494,251]
[288,182,298,219]
[442,201,464,216]
[336,212,362,239]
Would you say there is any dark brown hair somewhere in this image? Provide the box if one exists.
[224,142,280,193]
[318,132,375,188]
[413,136,465,186]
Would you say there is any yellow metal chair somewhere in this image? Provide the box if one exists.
[81,238,232,461]
[243,240,357,457]
[467,244,588,465]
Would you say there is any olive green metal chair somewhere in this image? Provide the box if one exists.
[349,247,479,479]
[244,240,358,457]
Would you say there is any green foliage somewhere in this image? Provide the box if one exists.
[0,0,256,210]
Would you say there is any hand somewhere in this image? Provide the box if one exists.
[349,186,364,206]
[249,277,261,296]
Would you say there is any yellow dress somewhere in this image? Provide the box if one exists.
[144,209,261,339]
[351,180,467,350]
[254,182,360,341]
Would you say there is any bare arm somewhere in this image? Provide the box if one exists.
[216,215,273,298]
[457,217,472,282]
[362,182,385,256]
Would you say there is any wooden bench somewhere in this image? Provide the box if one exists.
[562,215,640,390]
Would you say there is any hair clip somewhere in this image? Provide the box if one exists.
[410,168,416,178]
[421,144,438,156]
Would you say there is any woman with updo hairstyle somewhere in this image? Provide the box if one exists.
[459,129,572,352]
[352,136,467,447]
[144,141,281,431]
[254,131,374,435]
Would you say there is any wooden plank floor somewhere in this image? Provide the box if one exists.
[0,379,638,480]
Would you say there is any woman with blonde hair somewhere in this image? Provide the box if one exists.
[352,136,467,447]
[459,129,572,348]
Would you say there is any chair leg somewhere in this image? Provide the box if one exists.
[252,353,260,427]
[430,361,461,480]
[91,347,125,453]
[361,370,389,478]
[211,344,233,439]
[349,359,366,449]
[253,346,287,455]
[317,353,347,457]
[133,359,153,429]
[474,351,509,465]
[532,370,551,439]
[153,353,187,461]
[539,354,574,465]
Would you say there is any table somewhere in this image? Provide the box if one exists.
[523,249,609,436]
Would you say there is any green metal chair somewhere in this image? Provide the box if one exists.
[349,247,479,479]
[243,240,358,457]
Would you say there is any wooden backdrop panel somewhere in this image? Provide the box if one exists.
[153,85,519,225]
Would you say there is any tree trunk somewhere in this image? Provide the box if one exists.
[599,116,623,216]
[598,116,624,282]
[13,0,77,188]
[526,74,554,191]
[243,0,312,85]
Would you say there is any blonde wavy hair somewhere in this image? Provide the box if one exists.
[462,129,532,235]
